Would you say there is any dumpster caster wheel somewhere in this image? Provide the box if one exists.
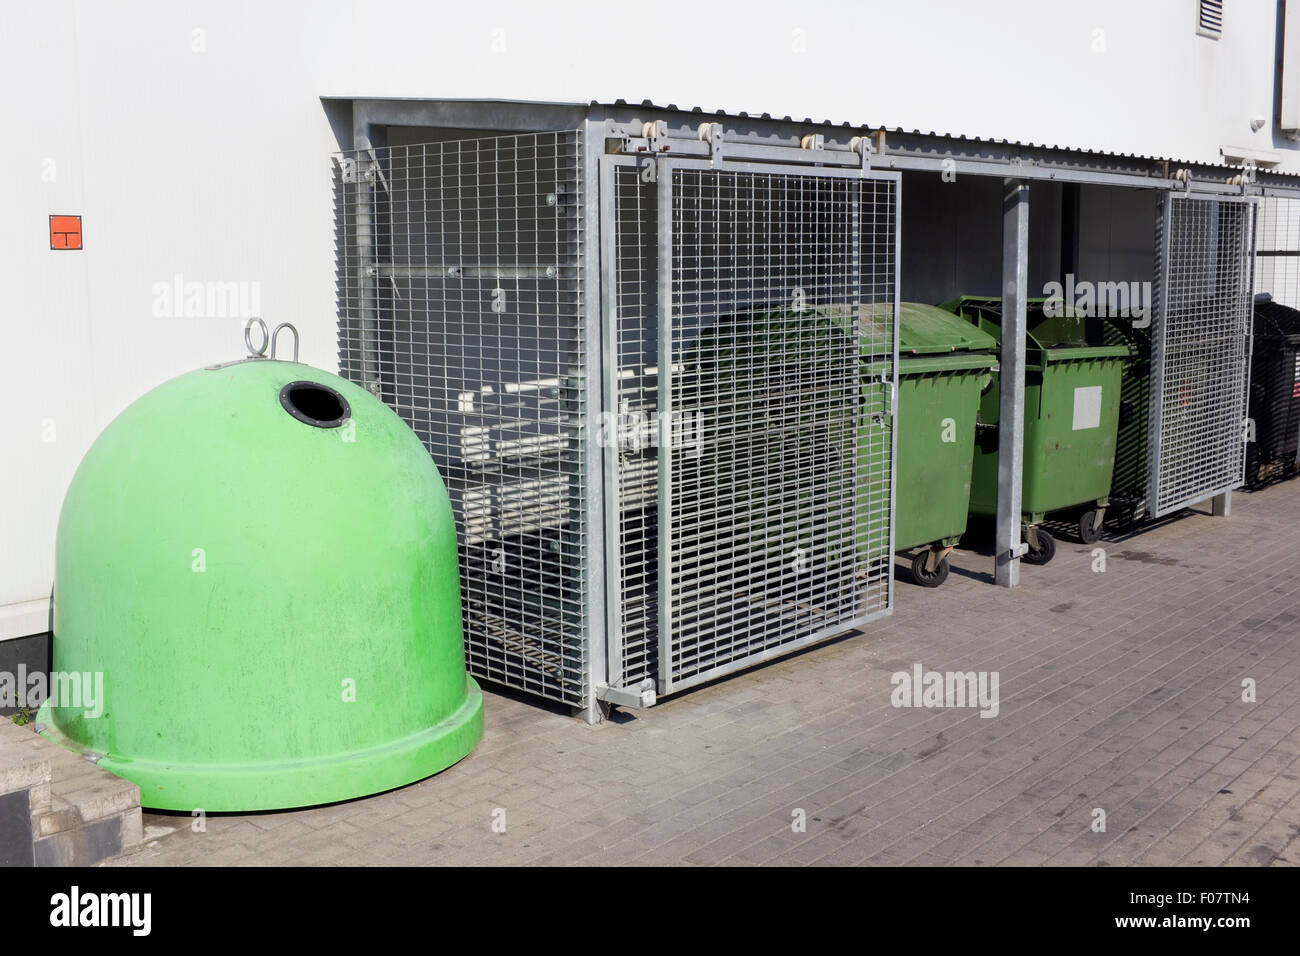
[910,551,950,588]
[1022,528,1056,565]
[1078,510,1104,544]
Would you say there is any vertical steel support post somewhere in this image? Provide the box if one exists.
[352,114,384,398]
[655,158,674,695]
[580,119,609,723]
[597,148,625,702]
[996,179,1030,588]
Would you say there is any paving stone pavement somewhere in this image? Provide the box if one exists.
[108,482,1300,866]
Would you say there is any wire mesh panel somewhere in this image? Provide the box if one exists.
[334,132,590,707]
[1255,196,1300,306]
[1149,193,1255,517]
[1250,196,1300,484]
[602,160,662,690]
[644,159,897,694]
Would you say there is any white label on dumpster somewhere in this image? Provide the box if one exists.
[1073,386,1102,431]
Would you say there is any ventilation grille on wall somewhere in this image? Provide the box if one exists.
[1197,0,1223,39]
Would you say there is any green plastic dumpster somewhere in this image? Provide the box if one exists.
[874,303,997,586]
[1101,315,1152,525]
[940,295,1131,563]
[679,306,877,584]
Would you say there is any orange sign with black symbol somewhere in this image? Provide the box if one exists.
[50,215,82,250]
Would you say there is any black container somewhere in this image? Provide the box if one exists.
[1247,294,1300,486]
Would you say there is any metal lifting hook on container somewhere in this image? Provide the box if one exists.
[243,316,300,362]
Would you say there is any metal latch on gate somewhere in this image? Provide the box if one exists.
[596,679,657,709]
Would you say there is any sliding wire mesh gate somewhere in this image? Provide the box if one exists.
[1149,193,1256,517]
[601,155,899,697]
[336,129,898,711]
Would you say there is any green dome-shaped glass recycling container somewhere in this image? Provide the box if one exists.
[36,357,483,811]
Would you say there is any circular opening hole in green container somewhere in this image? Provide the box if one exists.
[280,381,350,428]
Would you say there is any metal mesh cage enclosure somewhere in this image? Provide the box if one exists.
[334,131,591,707]
[1149,193,1256,517]
[336,128,898,712]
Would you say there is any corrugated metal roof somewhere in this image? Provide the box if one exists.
[597,98,1266,173]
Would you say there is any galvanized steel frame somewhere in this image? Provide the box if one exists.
[596,154,642,694]
[995,181,1030,587]
[596,154,663,696]
[579,120,610,723]
[656,159,675,694]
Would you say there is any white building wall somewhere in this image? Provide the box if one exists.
[0,0,1295,636]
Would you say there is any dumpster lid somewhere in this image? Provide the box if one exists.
[684,305,866,366]
[896,302,997,355]
[852,301,993,355]
[1254,293,1300,341]
[939,294,1132,360]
